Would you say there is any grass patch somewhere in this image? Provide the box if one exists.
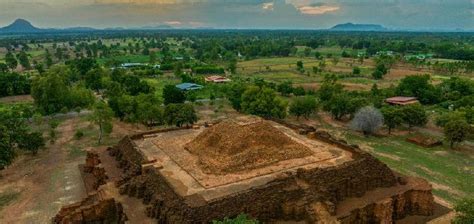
[68,145,86,160]
[0,191,20,210]
[96,54,150,65]
[345,133,474,204]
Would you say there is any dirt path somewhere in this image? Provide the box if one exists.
[0,118,86,223]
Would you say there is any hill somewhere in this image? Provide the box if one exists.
[0,19,41,33]
[330,23,387,31]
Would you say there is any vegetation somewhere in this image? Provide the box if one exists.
[90,101,114,144]
[289,96,318,119]
[213,214,259,224]
[0,29,473,214]
[350,106,384,136]
[453,198,474,224]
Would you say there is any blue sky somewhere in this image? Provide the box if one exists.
[0,0,473,30]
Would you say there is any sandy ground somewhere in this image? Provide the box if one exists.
[0,95,33,104]
[0,118,84,223]
[0,117,144,223]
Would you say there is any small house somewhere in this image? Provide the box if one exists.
[176,83,203,91]
[205,76,231,83]
[385,97,419,106]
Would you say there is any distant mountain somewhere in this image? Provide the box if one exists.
[141,24,174,30]
[0,19,42,33]
[330,23,387,31]
[0,19,97,34]
[63,27,96,31]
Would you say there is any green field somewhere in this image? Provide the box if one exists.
[345,132,474,204]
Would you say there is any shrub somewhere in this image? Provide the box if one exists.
[74,130,84,140]
[453,198,474,224]
[289,96,318,119]
[353,67,361,75]
[212,214,259,224]
[350,106,384,136]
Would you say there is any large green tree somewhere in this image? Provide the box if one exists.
[289,96,318,119]
[164,103,198,127]
[241,86,287,119]
[444,118,470,149]
[381,106,403,134]
[400,104,428,131]
[163,85,186,105]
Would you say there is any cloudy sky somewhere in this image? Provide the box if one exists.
[0,0,473,30]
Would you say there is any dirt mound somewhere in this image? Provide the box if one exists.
[185,120,313,174]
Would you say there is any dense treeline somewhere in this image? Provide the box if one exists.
[2,30,473,61]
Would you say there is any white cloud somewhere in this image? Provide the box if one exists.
[164,20,182,25]
[298,4,339,15]
[262,2,274,11]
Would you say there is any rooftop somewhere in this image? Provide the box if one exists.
[176,83,204,91]
[385,96,419,105]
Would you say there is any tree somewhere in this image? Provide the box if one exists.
[17,51,31,70]
[318,75,343,102]
[241,86,287,119]
[0,106,45,168]
[296,61,304,71]
[18,132,45,155]
[45,50,53,67]
[352,67,361,75]
[85,68,105,91]
[453,198,474,224]
[277,81,293,96]
[400,104,428,131]
[228,58,237,74]
[435,111,467,128]
[90,101,114,144]
[5,52,17,70]
[381,106,403,134]
[324,93,352,120]
[164,103,198,127]
[396,75,439,104]
[331,56,340,66]
[372,69,384,79]
[0,125,14,169]
[289,96,318,119]
[163,85,185,105]
[31,72,70,114]
[293,86,306,96]
[135,94,164,127]
[350,106,384,136]
[0,63,8,73]
[149,52,157,64]
[227,82,247,111]
[444,118,470,148]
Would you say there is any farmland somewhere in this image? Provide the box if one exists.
[0,29,473,223]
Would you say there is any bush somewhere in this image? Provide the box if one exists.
[400,104,428,131]
[444,118,470,148]
[212,214,259,224]
[372,70,384,79]
[453,198,474,224]
[289,96,318,119]
[192,66,225,74]
[164,103,198,127]
[241,86,287,119]
[353,67,361,75]
[350,106,384,136]
[74,130,84,140]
